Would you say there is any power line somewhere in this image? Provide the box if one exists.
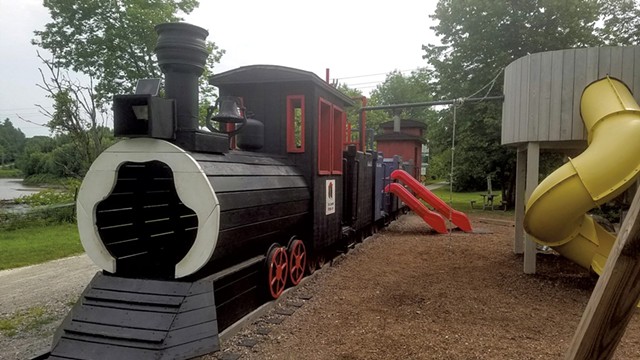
[343,80,386,87]
[333,67,422,81]
[460,68,504,101]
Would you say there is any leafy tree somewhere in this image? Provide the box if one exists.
[339,70,437,130]
[339,70,437,152]
[367,69,437,132]
[32,0,224,177]
[598,0,640,46]
[17,136,56,177]
[336,84,365,145]
[0,119,26,165]
[35,53,113,176]
[424,0,603,201]
[33,0,223,106]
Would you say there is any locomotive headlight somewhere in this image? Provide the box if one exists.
[77,138,220,279]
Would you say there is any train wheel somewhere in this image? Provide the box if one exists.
[287,239,306,286]
[266,245,288,299]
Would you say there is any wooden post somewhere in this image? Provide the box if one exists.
[566,186,640,359]
[524,142,539,274]
[514,146,527,254]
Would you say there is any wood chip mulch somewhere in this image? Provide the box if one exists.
[207,213,640,360]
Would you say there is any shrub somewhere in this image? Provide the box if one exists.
[1,180,80,230]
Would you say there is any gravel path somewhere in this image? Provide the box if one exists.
[0,255,98,360]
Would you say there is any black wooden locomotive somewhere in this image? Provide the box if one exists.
[45,23,406,359]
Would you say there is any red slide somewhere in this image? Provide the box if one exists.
[385,183,448,234]
[391,170,473,232]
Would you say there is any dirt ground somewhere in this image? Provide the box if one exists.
[209,213,640,360]
[0,255,98,360]
[2,212,639,359]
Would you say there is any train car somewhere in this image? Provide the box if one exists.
[43,23,386,360]
[342,145,374,244]
[209,63,354,269]
[382,155,404,219]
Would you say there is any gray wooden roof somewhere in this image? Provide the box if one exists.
[501,46,640,148]
[209,64,354,106]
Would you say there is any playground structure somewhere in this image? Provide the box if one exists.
[524,77,640,274]
[501,45,640,274]
[384,169,472,233]
[503,45,640,358]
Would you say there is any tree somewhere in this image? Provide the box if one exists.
[33,0,223,106]
[35,52,113,176]
[339,70,437,154]
[32,0,224,176]
[424,0,603,200]
[17,136,56,177]
[367,69,437,133]
[0,119,26,165]
[598,0,640,45]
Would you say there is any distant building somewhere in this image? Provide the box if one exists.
[374,119,427,180]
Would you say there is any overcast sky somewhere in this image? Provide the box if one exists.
[0,0,439,138]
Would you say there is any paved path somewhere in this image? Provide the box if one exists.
[426,181,448,191]
[0,254,98,315]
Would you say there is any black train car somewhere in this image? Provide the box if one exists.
[383,155,404,218]
[211,65,354,264]
[44,23,406,360]
[371,151,386,228]
[342,145,374,244]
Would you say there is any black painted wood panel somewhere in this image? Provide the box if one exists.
[208,175,307,193]
[219,200,308,230]
[49,274,219,359]
[199,162,302,176]
[65,322,166,343]
[216,187,309,211]
[84,288,184,306]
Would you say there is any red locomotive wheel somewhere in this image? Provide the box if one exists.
[267,246,288,299]
[287,239,306,286]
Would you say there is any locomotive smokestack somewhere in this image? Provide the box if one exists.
[155,23,209,134]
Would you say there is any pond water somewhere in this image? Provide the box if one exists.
[0,179,42,201]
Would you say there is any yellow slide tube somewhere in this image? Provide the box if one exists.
[524,77,640,274]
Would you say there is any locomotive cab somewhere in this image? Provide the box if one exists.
[210,65,356,260]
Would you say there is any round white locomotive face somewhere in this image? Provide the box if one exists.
[76,138,220,278]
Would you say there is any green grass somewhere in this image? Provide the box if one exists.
[0,306,57,337]
[22,174,74,187]
[0,168,22,178]
[430,187,514,219]
[0,223,83,270]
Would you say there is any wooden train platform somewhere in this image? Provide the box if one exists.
[203,213,640,360]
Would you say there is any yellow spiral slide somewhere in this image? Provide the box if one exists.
[524,77,640,274]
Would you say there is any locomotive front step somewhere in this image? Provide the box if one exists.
[47,273,219,360]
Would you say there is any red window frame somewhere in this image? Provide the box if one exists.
[318,98,333,175]
[286,95,305,153]
[331,105,345,174]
